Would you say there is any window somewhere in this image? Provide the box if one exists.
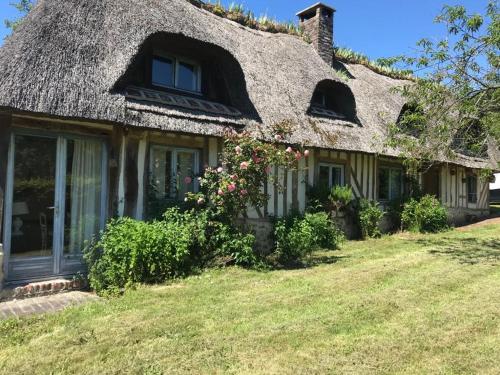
[318,163,345,188]
[378,167,403,201]
[150,146,199,201]
[151,53,201,93]
[467,175,478,203]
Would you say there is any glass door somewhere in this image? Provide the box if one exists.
[3,132,107,281]
[4,134,58,280]
[60,138,105,274]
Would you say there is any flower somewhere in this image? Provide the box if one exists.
[228,183,237,193]
[304,150,310,157]
[286,147,293,153]
[240,189,248,196]
[197,197,205,205]
[274,134,282,141]
[184,198,189,202]
[265,166,272,174]
[217,167,224,173]
[295,152,302,161]
[230,174,238,181]
[235,145,242,155]
[184,176,192,185]
[240,161,249,170]
[218,189,224,196]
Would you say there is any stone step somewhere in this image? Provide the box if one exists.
[1,278,88,302]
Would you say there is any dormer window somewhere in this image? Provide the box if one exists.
[151,52,201,94]
[308,80,358,123]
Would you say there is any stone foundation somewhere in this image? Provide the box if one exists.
[447,207,490,227]
[0,244,3,292]
[238,218,275,254]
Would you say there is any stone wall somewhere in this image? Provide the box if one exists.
[238,218,275,255]
[447,207,491,227]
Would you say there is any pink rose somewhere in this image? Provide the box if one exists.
[274,134,282,141]
[265,166,272,174]
[197,197,205,205]
[218,189,224,196]
[240,189,248,196]
[230,174,238,181]
[286,147,293,153]
[217,167,223,173]
[235,146,242,155]
[240,161,249,170]
[228,183,237,193]
[304,150,310,157]
[184,176,192,185]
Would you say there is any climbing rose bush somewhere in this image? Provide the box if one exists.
[187,130,308,220]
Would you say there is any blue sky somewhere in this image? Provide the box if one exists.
[1,0,498,187]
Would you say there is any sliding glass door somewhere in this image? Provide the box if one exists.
[3,132,107,281]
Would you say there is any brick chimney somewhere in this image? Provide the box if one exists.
[297,3,335,64]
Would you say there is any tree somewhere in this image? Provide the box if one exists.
[4,0,35,32]
[387,0,499,173]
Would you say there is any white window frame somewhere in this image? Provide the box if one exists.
[152,50,202,94]
[149,145,200,200]
[318,163,345,187]
[378,166,404,201]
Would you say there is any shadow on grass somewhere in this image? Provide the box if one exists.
[274,252,349,270]
[417,237,500,265]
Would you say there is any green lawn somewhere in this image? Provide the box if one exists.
[1,225,499,374]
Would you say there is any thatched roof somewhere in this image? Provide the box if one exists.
[0,0,496,169]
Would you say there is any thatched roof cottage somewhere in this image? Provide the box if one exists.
[0,0,496,283]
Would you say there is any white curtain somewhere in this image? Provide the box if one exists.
[69,139,102,254]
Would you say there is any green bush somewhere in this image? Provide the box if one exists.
[358,199,384,239]
[274,216,315,263]
[84,216,195,294]
[274,212,344,263]
[401,195,449,233]
[304,212,345,250]
[85,208,258,294]
[329,185,354,212]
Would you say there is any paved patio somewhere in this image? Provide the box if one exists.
[0,291,99,320]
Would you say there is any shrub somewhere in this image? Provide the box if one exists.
[84,216,195,294]
[274,216,315,263]
[329,185,354,212]
[85,208,259,294]
[401,195,449,233]
[274,212,344,263]
[304,212,345,250]
[358,199,384,239]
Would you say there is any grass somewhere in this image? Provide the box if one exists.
[1,225,499,374]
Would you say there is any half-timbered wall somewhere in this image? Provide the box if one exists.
[439,164,490,210]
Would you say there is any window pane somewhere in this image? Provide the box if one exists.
[177,61,197,91]
[176,152,195,200]
[64,139,103,255]
[332,167,343,186]
[151,148,172,198]
[11,135,57,258]
[468,176,477,203]
[152,58,173,87]
[319,166,330,188]
[378,168,389,200]
[390,170,402,200]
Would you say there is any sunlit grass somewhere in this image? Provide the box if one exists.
[0,225,499,374]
